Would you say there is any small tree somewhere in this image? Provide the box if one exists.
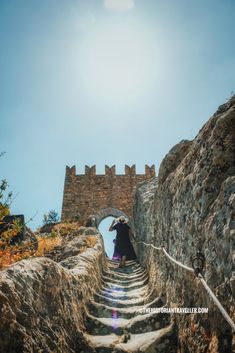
[0,179,11,221]
[0,152,22,249]
[0,152,12,222]
[42,210,60,225]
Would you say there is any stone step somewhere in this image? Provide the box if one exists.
[93,292,146,308]
[86,296,165,320]
[106,269,144,279]
[102,273,148,286]
[106,259,137,263]
[83,259,177,351]
[109,264,144,274]
[85,324,177,353]
[102,279,148,291]
[106,264,141,271]
[101,277,149,290]
[102,270,148,283]
[106,261,140,268]
[93,288,155,308]
[99,284,148,300]
[103,267,146,279]
[105,261,144,272]
[107,265,143,274]
[85,308,170,336]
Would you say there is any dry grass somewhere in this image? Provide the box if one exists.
[0,236,62,270]
[52,222,81,237]
[0,222,97,270]
[34,236,62,257]
[0,247,32,269]
[85,235,97,248]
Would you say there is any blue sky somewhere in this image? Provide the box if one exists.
[99,216,116,258]
[0,0,235,244]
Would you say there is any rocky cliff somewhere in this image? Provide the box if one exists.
[0,227,106,353]
[133,96,235,352]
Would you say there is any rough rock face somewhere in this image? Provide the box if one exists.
[133,96,235,353]
[0,227,177,353]
[133,177,158,263]
[0,228,106,353]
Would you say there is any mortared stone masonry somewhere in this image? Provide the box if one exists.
[61,165,155,225]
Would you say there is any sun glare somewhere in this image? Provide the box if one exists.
[79,21,156,103]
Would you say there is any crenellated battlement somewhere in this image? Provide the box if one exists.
[62,163,156,223]
[65,164,155,177]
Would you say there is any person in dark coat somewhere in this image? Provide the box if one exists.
[109,216,136,267]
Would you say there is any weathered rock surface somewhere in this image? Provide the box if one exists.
[0,228,105,353]
[134,96,235,352]
[0,230,178,353]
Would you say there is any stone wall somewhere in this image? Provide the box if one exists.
[0,228,106,353]
[61,164,155,224]
[133,96,235,353]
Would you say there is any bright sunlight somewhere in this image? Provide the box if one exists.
[79,20,156,104]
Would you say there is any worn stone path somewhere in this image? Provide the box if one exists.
[84,259,177,353]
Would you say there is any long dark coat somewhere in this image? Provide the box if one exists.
[111,222,136,260]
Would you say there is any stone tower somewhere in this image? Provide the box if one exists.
[61,164,155,225]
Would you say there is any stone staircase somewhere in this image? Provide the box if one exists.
[84,259,177,352]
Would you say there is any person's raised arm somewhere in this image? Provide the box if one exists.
[109,219,116,231]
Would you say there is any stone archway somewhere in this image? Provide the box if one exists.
[95,208,129,227]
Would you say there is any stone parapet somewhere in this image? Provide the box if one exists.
[61,164,155,223]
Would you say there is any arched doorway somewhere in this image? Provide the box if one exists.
[96,208,129,259]
[95,207,129,227]
[98,216,116,258]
